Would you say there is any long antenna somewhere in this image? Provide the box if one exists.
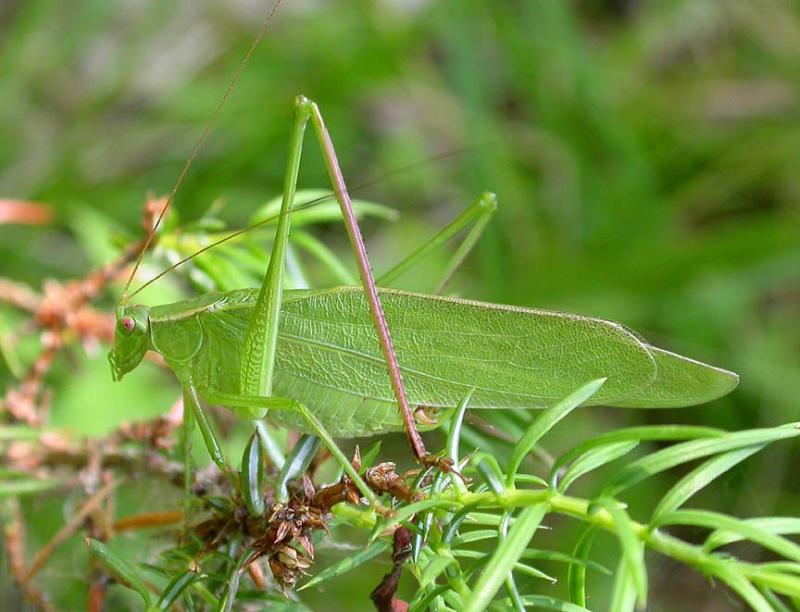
[121,0,286,303]
[126,146,483,299]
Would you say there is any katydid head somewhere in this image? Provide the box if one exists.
[109,305,151,381]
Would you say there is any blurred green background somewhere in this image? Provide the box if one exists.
[1,1,799,609]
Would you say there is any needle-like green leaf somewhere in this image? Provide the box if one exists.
[464,503,549,612]
[85,538,152,610]
[595,498,647,607]
[608,557,637,612]
[240,429,265,516]
[490,596,590,611]
[473,453,506,495]
[370,499,457,543]
[551,425,725,479]
[657,510,800,562]
[604,425,800,497]
[298,540,389,591]
[567,527,597,607]
[556,440,639,493]
[275,434,320,503]
[713,564,773,612]
[157,570,204,610]
[507,378,605,487]
[652,444,763,523]
[705,517,800,551]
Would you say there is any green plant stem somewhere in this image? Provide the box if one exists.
[332,488,787,594]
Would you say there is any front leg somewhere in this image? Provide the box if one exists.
[184,385,227,471]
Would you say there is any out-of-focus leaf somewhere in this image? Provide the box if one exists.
[0,200,52,225]
[0,478,60,497]
[251,190,398,227]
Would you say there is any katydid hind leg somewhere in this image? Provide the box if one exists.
[305,99,429,463]
[376,191,497,294]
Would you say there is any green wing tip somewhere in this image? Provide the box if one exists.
[613,346,739,408]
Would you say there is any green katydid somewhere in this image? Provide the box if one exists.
[108,12,738,490]
[108,95,738,460]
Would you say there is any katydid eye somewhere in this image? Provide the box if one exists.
[120,316,136,334]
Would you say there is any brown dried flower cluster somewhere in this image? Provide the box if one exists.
[0,196,167,426]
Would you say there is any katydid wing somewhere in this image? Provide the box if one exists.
[111,285,738,438]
